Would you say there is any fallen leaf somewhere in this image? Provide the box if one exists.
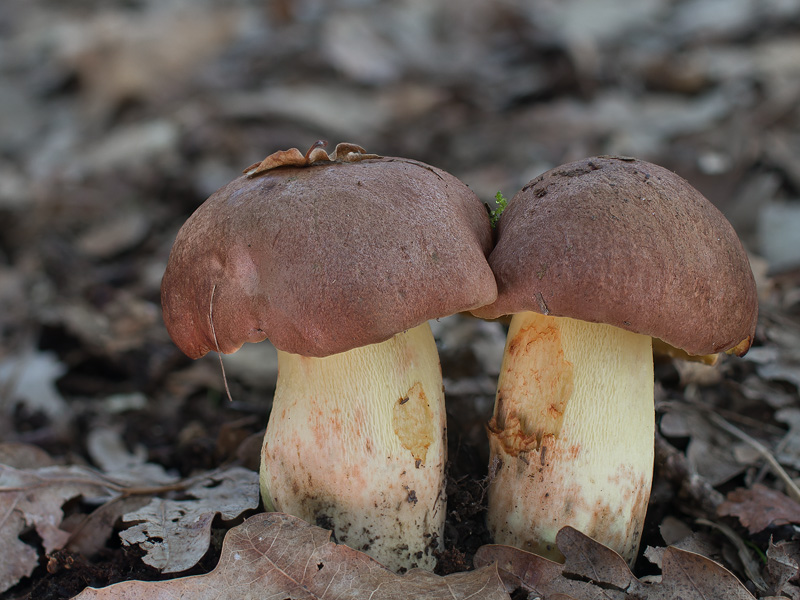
[718,484,800,533]
[558,526,634,589]
[56,292,161,356]
[0,502,39,593]
[0,461,127,592]
[0,441,258,594]
[645,517,721,570]
[658,515,694,545]
[757,201,800,273]
[738,373,796,410]
[57,7,239,115]
[119,466,260,573]
[0,442,56,469]
[695,518,768,592]
[0,464,117,555]
[774,408,800,470]
[475,526,755,599]
[86,428,174,486]
[757,361,800,391]
[73,512,511,600]
[473,543,604,599]
[656,546,755,600]
[0,351,68,419]
[222,83,392,139]
[66,496,151,558]
[660,402,747,486]
[766,539,800,598]
[76,210,151,259]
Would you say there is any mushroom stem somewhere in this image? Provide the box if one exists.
[487,311,654,564]
[260,322,446,571]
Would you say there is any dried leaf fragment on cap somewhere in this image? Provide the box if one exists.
[243,140,381,177]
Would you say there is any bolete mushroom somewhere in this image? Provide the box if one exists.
[472,156,757,564]
[161,142,497,571]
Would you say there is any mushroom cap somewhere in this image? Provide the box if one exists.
[472,156,758,356]
[161,157,497,359]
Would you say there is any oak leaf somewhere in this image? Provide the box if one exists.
[119,466,259,573]
[474,526,755,599]
[0,441,258,593]
[718,484,800,533]
[73,512,510,600]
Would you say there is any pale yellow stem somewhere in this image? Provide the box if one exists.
[260,322,446,571]
[487,311,654,564]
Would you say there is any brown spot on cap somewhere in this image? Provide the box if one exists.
[162,154,496,358]
[472,156,757,356]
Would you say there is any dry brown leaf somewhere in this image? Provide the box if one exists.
[119,467,259,573]
[660,403,747,486]
[695,517,768,592]
[0,351,68,420]
[73,512,511,600]
[0,504,39,593]
[645,517,721,570]
[0,453,258,593]
[243,141,380,177]
[59,8,239,113]
[766,539,800,598]
[0,442,56,469]
[558,526,634,589]
[0,464,118,554]
[473,543,605,599]
[655,546,755,600]
[474,526,755,599]
[85,428,174,486]
[774,408,800,470]
[66,496,151,558]
[0,463,119,592]
[718,484,800,533]
[76,210,151,259]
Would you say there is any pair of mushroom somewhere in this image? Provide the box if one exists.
[161,144,757,571]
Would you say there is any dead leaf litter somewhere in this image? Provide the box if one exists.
[1,0,800,597]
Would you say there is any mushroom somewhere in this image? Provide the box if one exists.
[472,156,757,564]
[161,142,497,571]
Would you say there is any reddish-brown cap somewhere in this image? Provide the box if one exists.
[161,151,497,358]
[472,156,758,356]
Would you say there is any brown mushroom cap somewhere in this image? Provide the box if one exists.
[472,156,758,356]
[161,157,497,359]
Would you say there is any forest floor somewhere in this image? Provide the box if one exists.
[1,0,800,598]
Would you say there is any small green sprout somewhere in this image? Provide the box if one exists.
[489,191,508,228]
